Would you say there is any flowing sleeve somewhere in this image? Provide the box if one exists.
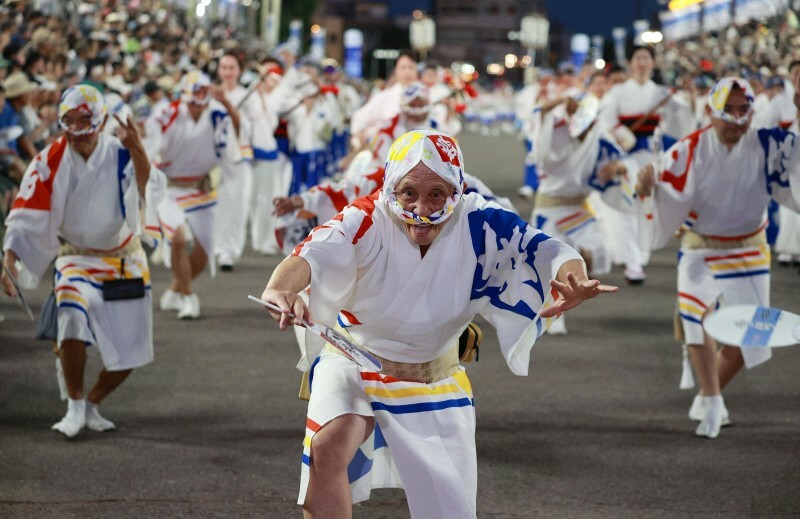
[587,135,636,212]
[757,127,800,212]
[116,141,166,248]
[638,132,699,250]
[290,194,381,370]
[3,140,67,283]
[466,198,582,375]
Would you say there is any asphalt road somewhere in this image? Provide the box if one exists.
[1,131,799,518]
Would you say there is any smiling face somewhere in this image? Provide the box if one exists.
[393,162,456,247]
[709,86,752,146]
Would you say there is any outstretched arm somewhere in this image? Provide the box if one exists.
[539,258,618,318]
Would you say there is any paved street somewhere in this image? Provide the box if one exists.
[1,131,799,518]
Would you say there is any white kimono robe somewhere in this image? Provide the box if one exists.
[532,110,633,275]
[214,84,253,262]
[640,125,800,368]
[3,134,165,370]
[292,192,581,515]
[145,99,233,274]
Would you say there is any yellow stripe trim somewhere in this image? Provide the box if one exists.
[364,383,462,399]
[707,258,769,271]
[57,292,87,305]
[679,302,704,316]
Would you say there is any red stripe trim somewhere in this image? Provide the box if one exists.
[176,191,212,202]
[678,292,706,308]
[360,372,402,383]
[555,210,585,226]
[697,222,767,242]
[170,175,207,183]
[306,418,321,432]
[704,250,762,262]
[55,286,81,293]
[340,309,361,325]
[83,233,133,254]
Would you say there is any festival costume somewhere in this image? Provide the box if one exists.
[4,133,165,370]
[640,123,800,368]
[214,85,254,265]
[145,98,233,275]
[531,106,633,276]
[291,130,581,515]
[773,121,800,261]
[248,87,289,254]
[599,79,694,275]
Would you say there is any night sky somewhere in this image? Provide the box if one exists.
[545,0,663,37]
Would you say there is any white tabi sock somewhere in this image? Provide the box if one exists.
[695,395,725,439]
[51,398,86,438]
[85,401,116,432]
[689,394,731,426]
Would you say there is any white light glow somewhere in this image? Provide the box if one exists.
[595,58,606,69]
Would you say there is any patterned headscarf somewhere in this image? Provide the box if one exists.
[180,70,212,106]
[400,82,430,117]
[707,77,755,126]
[58,84,107,135]
[382,129,465,226]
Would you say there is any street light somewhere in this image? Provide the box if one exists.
[410,13,435,61]
[519,14,549,84]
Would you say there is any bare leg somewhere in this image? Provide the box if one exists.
[59,339,87,399]
[688,333,720,396]
[170,227,193,295]
[303,414,375,519]
[87,369,132,405]
[189,241,208,279]
[717,345,744,391]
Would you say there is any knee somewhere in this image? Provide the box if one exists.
[310,434,355,474]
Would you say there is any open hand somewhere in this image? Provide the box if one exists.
[539,272,618,318]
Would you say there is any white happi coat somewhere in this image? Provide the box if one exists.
[292,192,581,515]
[640,125,800,367]
[532,109,633,275]
[145,99,233,273]
[214,84,254,262]
[3,134,165,370]
[775,121,800,257]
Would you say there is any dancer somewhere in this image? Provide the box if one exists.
[260,129,616,517]
[1,85,164,437]
[635,77,800,438]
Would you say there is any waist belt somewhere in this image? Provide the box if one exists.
[534,192,588,208]
[681,229,767,250]
[58,236,143,258]
[167,175,211,191]
[327,325,460,383]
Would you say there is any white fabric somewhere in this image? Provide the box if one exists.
[350,83,404,141]
[251,157,290,254]
[55,251,154,370]
[293,193,581,373]
[677,245,771,368]
[4,133,164,281]
[299,352,477,517]
[144,100,234,175]
[3,134,160,370]
[639,124,800,368]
